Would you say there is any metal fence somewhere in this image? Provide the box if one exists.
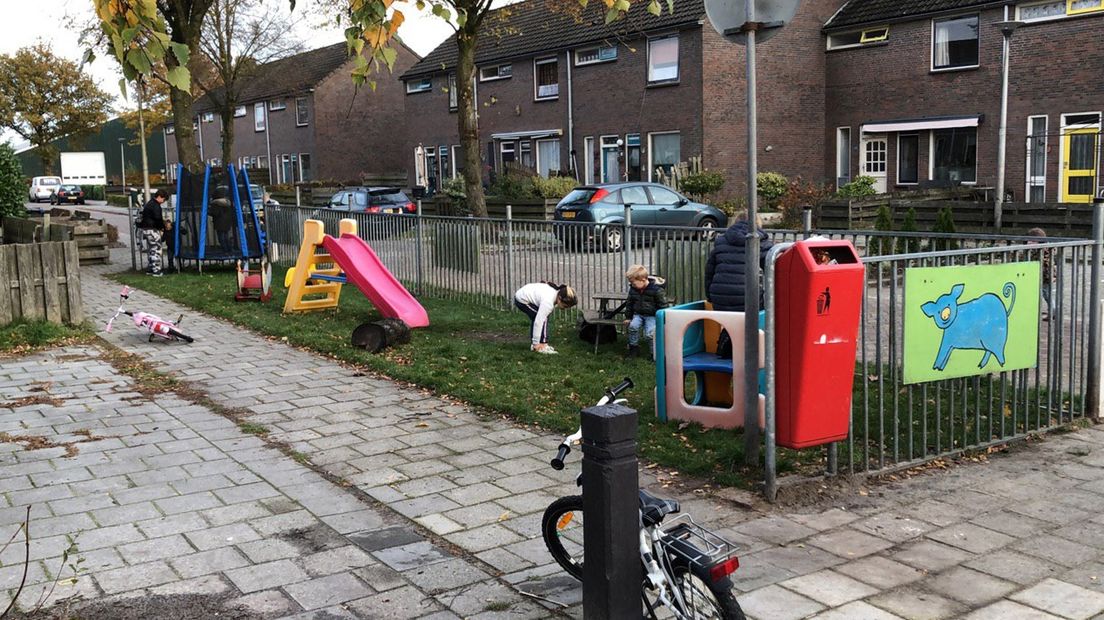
[264,204,1079,318]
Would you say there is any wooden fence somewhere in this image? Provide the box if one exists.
[3,215,110,264]
[819,199,1094,237]
[0,241,84,326]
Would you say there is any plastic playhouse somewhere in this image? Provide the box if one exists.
[655,302,765,430]
[284,218,430,329]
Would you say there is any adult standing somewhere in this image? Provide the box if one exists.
[704,210,773,356]
[137,189,171,277]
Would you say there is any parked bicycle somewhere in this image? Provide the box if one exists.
[541,377,745,620]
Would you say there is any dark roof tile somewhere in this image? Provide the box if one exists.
[402,0,704,78]
[826,0,1000,30]
[195,42,350,112]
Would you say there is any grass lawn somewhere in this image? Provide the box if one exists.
[0,320,93,354]
[113,265,819,488]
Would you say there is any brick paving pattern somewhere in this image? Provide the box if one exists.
[0,256,1102,619]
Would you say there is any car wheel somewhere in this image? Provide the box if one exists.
[601,225,623,253]
[698,217,719,241]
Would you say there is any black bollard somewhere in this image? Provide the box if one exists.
[581,403,641,619]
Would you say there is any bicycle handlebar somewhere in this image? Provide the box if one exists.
[550,377,634,470]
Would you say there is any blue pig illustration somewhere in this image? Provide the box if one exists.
[920,282,1016,371]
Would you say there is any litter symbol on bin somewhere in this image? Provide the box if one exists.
[816,287,831,315]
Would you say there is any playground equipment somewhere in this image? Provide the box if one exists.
[284,218,429,335]
[173,163,268,269]
[655,301,764,430]
[236,259,273,302]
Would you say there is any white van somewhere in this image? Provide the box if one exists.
[29,176,62,202]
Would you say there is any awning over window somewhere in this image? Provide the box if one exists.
[491,129,563,141]
[861,115,982,134]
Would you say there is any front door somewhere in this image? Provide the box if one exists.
[1061,128,1099,203]
[602,147,620,183]
[861,134,888,193]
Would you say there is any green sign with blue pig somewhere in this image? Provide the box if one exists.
[903,263,1040,384]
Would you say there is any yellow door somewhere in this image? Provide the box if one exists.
[1060,129,1099,203]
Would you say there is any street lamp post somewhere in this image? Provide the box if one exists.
[118,138,127,189]
[119,137,137,270]
[994,20,1023,231]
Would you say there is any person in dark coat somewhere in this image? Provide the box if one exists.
[704,210,773,356]
[137,189,171,276]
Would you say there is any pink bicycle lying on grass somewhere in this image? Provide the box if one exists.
[106,286,194,343]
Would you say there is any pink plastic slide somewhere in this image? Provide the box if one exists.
[321,234,430,328]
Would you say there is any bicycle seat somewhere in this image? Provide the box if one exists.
[639,489,680,527]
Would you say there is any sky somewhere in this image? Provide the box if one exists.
[0,0,454,149]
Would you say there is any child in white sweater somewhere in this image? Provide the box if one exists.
[513,282,578,354]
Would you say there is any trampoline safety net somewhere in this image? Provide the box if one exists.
[174,163,266,261]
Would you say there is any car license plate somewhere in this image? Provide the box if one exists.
[385,208,400,214]
[561,211,576,219]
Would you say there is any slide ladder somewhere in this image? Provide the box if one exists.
[283,219,354,313]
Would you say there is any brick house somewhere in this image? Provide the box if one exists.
[400,0,844,196]
[823,0,1104,203]
[164,42,418,186]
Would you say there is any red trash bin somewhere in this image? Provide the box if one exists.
[775,240,864,449]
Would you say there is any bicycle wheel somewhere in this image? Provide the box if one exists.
[168,328,194,343]
[667,566,744,620]
[542,495,585,580]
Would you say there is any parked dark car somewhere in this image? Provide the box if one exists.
[327,187,415,214]
[553,182,727,251]
[51,185,85,205]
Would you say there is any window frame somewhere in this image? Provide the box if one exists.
[646,131,681,182]
[295,97,309,127]
[254,103,266,132]
[165,124,175,135]
[533,56,560,101]
[1068,0,1104,15]
[828,26,891,49]
[405,77,432,94]
[447,73,458,111]
[897,133,920,186]
[268,99,286,111]
[233,105,246,118]
[836,127,851,188]
[1026,115,1048,202]
[931,14,981,72]
[535,138,560,178]
[201,112,214,123]
[647,34,680,84]
[928,126,979,185]
[299,152,312,182]
[574,44,618,66]
[478,64,512,82]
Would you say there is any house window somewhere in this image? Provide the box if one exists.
[500,141,516,170]
[575,45,617,65]
[448,74,458,111]
[520,140,533,168]
[451,145,462,178]
[406,77,432,93]
[257,155,268,169]
[600,135,621,183]
[254,103,265,132]
[479,64,512,81]
[931,127,977,183]
[201,112,214,122]
[438,146,449,183]
[1019,1,1068,19]
[647,36,679,83]
[233,105,246,118]
[299,153,312,182]
[1027,116,1048,202]
[536,138,560,178]
[828,26,890,49]
[534,57,559,100]
[898,134,919,185]
[1070,0,1104,14]
[626,134,642,182]
[836,127,851,188]
[295,97,309,126]
[648,132,681,181]
[584,137,595,184]
[425,148,438,192]
[165,124,175,135]
[932,15,979,70]
[269,99,286,111]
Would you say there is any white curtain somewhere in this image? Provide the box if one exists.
[537,139,560,178]
[933,22,950,67]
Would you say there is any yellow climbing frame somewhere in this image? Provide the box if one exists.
[283,218,358,313]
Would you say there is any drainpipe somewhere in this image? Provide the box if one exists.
[566,50,574,176]
[264,104,273,184]
[196,116,204,161]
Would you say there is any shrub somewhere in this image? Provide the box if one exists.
[932,206,959,251]
[756,172,788,210]
[530,175,578,199]
[869,204,894,255]
[0,143,25,219]
[488,174,536,200]
[679,170,725,201]
[837,176,877,199]
[777,176,832,228]
[896,207,920,254]
[441,176,468,215]
[715,198,746,219]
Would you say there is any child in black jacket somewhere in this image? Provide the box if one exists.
[623,264,670,359]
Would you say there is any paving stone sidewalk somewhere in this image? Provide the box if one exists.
[2,256,1103,619]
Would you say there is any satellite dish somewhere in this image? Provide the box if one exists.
[704,0,802,45]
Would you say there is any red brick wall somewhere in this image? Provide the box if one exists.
[702,0,844,197]
[825,8,1104,201]
[314,44,419,184]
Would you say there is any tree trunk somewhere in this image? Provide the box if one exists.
[167,16,203,172]
[351,318,412,352]
[220,105,234,169]
[456,28,486,217]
